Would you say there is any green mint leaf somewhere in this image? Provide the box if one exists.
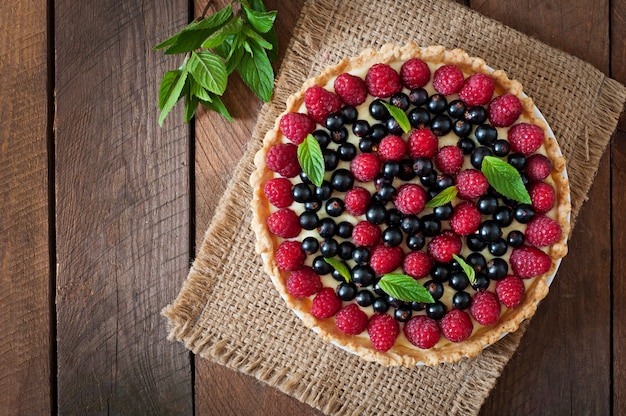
[189,78,213,102]
[200,16,243,49]
[425,186,458,208]
[324,258,351,283]
[242,5,277,33]
[224,41,244,74]
[201,94,233,123]
[184,94,199,123]
[481,156,531,204]
[236,40,274,102]
[188,51,227,95]
[452,254,476,286]
[381,102,410,133]
[243,25,274,50]
[158,66,188,126]
[297,134,324,187]
[244,0,277,61]
[378,274,435,303]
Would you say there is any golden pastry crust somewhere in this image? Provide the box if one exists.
[251,42,571,366]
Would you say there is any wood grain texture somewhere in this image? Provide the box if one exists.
[54,0,193,413]
[0,1,52,414]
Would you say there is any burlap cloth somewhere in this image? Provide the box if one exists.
[163,0,626,414]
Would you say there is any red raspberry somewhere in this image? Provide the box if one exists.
[267,208,301,238]
[263,177,293,208]
[334,73,368,106]
[496,275,526,308]
[403,251,433,279]
[310,287,342,319]
[400,58,431,89]
[434,145,464,174]
[304,85,342,124]
[350,153,381,182]
[370,245,404,274]
[488,94,523,127]
[367,313,400,352]
[408,128,438,158]
[455,169,489,199]
[450,201,481,236]
[510,246,552,278]
[345,187,371,216]
[352,221,382,247]
[432,64,464,95]
[529,182,555,214]
[458,73,495,106]
[276,240,306,271]
[335,304,369,335]
[266,143,300,178]
[279,112,315,144]
[440,309,473,342]
[286,266,322,298]
[394,184,427,215]
[525,214,562,247]
[377,135,407,161]
[470,291,501,326]
[508,123,544,155]
[365,63,402,98]
[525,153,552,182]
[404,315,440,349]
[427,230,462,263]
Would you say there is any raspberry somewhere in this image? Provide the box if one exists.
[286,266,322,298]
[525,214,562,247]
[458,73,495,106]
[377,135,407,161]
[450,201,481,236]
[334,73,368,106]
[267,208,301,238]
[525,153,552,182]
[404,315,440,349]
[279,112,315,144]
[304,85,342,124]
[434,145,464,174]
[408,128,438,158]
[455,169,489,199]
[403,251,433,279]
[367,313,400,352]
[350,153,381,182]
[276,240,306,271]
[470,291,501,326]
[427,230,462,263]
[335,304,369,335]
[370,245,404,274]
[508,123,544,155]
[263,177,293,208]
[440,309,473,342]
[528,182,555,214]
[488,94,523,127]
[266,143,300,178]
[344,187,371,216]
[510,246,552,278]
[365,63,402,98]
[495,275,526,308]
[310,287,342,319]
[394,184,427,215]
[400,58,431,89]
[352,221,382,247]
[432,64,464,95]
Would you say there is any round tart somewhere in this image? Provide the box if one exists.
[250,42,571,366]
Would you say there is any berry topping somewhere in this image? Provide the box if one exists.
[344,187,371,216]
[367,313,400,352]
[350,153,381,182]
[394,184,428,215]
[427,230,462,263]
[377,135,407,161]
[279,112,315,144]
[304,85,342,124]
[508,123,545,155]
[495,275,526,308]
[286,267,322,298]
[404,315,440,349]
[335,304,369,335]
[455,169,489,199]
[267,208,301,238]
[488,94,523,127]
[310,287,342,319]
[276,240,306,271]
[266,143,300,178]
[510,246,552,278]
[370,245,404,274]
[264,178,294,208]
[458,73,495,106]
[365,63,402,98]
[525,214,562,247]
[440,309,473,342]
[525,153,552,181]
[432,64,464,95]
[435,145,464,174]
[352,221,382,247]
[528,182,556,214]
[403,251,433,279]
[408,128,439,158]
[470,291,501,326]
[400,58,431,89]
[450,201,482,236]
[334,73,368,106]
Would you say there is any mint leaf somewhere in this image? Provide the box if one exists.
[242,5,277,33]
[381,102,410,134]
[452,254,476,286]
[243,25,274,50]
[236,39,274,102]
[481,156,531,204]
[184,94,199,123]
[202,94,233,122]
[324,258,351,283]
[158,66,188,126]
[297,134,324,187]
[425,186,458,208]
[245,0,278,61]
[188,51,227,95]
[200,16,243,49]
[378,274,435,303]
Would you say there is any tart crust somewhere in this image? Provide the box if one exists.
[251,42,571,366]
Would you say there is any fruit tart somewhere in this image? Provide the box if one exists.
[250,42,570,366]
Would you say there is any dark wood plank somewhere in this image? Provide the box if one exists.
[54,1,193,413]
[0,2,52,414]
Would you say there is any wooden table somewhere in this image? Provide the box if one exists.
[2,0,624,414]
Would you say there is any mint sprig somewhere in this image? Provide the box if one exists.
[155,1,278,125]
[481,156,531,204]
[381,102,410,134]
[378,274,435,303]
[425,186,458,208]
[452,254,476,286]
[324,258,351,283]
[297,134,324,187]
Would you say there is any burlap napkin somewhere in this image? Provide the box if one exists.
[163,0,626,414]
